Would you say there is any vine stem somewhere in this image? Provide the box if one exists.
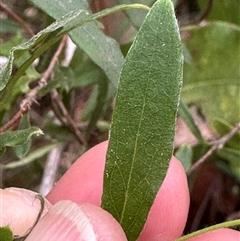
[174,219,240,241]
[13,195,45,240]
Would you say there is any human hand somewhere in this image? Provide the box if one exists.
[1,141,239,240]
[44,141,239,240]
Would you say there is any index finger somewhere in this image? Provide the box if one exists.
[47,141,189,240]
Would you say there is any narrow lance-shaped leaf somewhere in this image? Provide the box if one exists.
[3,143,60,170]
[178,100,205,144]
[101,0,183,240]
[0,4,149,92]
[30,0,125,89]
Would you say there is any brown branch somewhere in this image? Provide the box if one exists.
[0,106,28,133]
[51,99,66,126]
[50,89,85,145]
[0,36,68,133]
[187,122,240,175]
[0,0,34,37]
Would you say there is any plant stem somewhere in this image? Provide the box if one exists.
[0,36,67,133]
[187,122,240,175]
[174,219,240,241]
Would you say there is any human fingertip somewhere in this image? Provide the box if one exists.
[46,141,108,205]
[26,200,127,241]
[186,228,240,241]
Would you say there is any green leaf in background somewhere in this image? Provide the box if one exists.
[0,127,43,154]
[116,0,156,28]
[178,100,205,144]
[0,32,23,57]
[0,75,33,120]
[30,0,125,88]
[0,19,21,33]
[0,226,13,241]
[0,11,72,92]
[181,22,240,125]
[101,0,183,240]
[14,114,32,158]
[0,4,148,118]
[3,143,60,170]
[217,148,240,181]
[198,0,240,25]
[69,48,108,88]
[175,144,193,172]
[213,118,240,150]
[82,78,109,138]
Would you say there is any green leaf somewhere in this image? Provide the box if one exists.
[41,66,76,94]
[175,144,193,172]
[181,22,240,125]
[116,0,155,28]
[0,75,32,119]
[1,7,101,92]
[83,77,109,139]
[0,2,148,92]
[217,147,240,180]
[213,118,240,150]
[0,32,23,56]
[30,0,125,88]
[14,114,32,158]
[0,226,13,241]
[0,127,43,153]
[178,100,205,144]
[3,143,60,170]
[69,49,107,88]
[199,0,240,25]
[101,0,183,240]
[0,19,21,33]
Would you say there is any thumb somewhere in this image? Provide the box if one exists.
[26,200,127,241]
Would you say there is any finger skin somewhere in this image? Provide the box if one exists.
[187,228,240,241]
[47,141,189,240]
[47,141,109,206]
[26,201,127,241]
[0,187,51,236]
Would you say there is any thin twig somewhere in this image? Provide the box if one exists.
[0,0,34,37]
[51,99,66,126]
[50,89,85,145]
[187,122,240,175]
[0,105,29,133]
[0,36,68,133]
